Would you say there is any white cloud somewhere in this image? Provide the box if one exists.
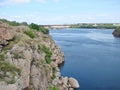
[0,0,30,6]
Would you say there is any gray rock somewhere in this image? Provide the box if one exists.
[0,84,19,90]
[0,81,7,85]
[62,77,69,88]
[0,24,15,46]
[68,77,80,88]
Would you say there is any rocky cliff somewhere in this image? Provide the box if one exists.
[112,27,120,37]
[0,21,79,90]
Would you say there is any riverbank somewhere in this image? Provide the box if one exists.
[0,20,79,90]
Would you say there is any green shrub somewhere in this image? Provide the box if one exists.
[29,23,49,34]
[51,67,56,79]
[13,53,21,59]
[39,26,49,34]
[0,61,21,75]
[0,61,21,84]
[0,53,5,61]
[41,45,52,64]
[38,45,52,64]
[29,23,39,30]
[24,30,35,39]
[45,55,51,64]
[42,45,52,56]
[0,19,20,26]
[50,86,59,90]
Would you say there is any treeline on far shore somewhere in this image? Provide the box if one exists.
[70,23,120,29]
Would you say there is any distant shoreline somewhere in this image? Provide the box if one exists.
[49,27,115,30]
[44,23,120,29]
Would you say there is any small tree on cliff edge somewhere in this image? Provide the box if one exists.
[29,23,49,34]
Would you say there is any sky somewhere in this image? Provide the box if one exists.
[0,0,120,25]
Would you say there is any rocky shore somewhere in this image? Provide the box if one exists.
[0,21,79,90]
[112,27,120,37]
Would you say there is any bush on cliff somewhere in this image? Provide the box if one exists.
[29,23,49,34]
[50,86,59,90]
[24,30,35,39]
[38,45,52,64]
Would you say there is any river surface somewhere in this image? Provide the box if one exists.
[50,28,120,90]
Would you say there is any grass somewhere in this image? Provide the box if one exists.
[0,53,5,61]
[0,61,21,75]
[51,67,56,80]
[13,53,21,59]
[29,23,49,34]
[3,36,21,51]
[0,61,21,84]
[50,86,59,90]
[24,30,35,39]
[45,55,51,64]
[38,45,52,64]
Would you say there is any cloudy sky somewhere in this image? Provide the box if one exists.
[0,0,120,25]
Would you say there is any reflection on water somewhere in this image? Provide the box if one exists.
[50,28,120,90]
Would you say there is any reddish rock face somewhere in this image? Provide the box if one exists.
[0,23,15,45]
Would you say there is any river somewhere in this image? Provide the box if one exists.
[50,28,120,90]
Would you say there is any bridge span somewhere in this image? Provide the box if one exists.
[43,25,70,29]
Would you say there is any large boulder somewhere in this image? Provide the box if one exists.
[112,27,120,37]
[68,77,80,88]
[0,23,15,45]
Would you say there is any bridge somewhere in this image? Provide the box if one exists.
[43,25,71,29]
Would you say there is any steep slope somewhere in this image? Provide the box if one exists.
[0,21,79,90]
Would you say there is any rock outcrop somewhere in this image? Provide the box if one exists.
[0,21,79,90]
[112,27,120,37]
[0,23,15,45]
[68,77,80,88]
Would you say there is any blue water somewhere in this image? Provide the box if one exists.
[50,28,120,90]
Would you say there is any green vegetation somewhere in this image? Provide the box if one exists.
[13,53,21,59]
[45,55,51,64]
[51,67,56,79]
[0,61,21,84]
[112,27,120,37]
[42,45,52,64]
[38,45,52,64]
[24,30,35,39]
[29,23,39,30]
[50,86,59,90]
[115,27,120,31]
[3,36,21,51]
[0,53,5,61]
[29,23,49,34]
[39,26,49,34]
[0,18,28,26]
[0,61,21,75]
[71,23,118,29]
